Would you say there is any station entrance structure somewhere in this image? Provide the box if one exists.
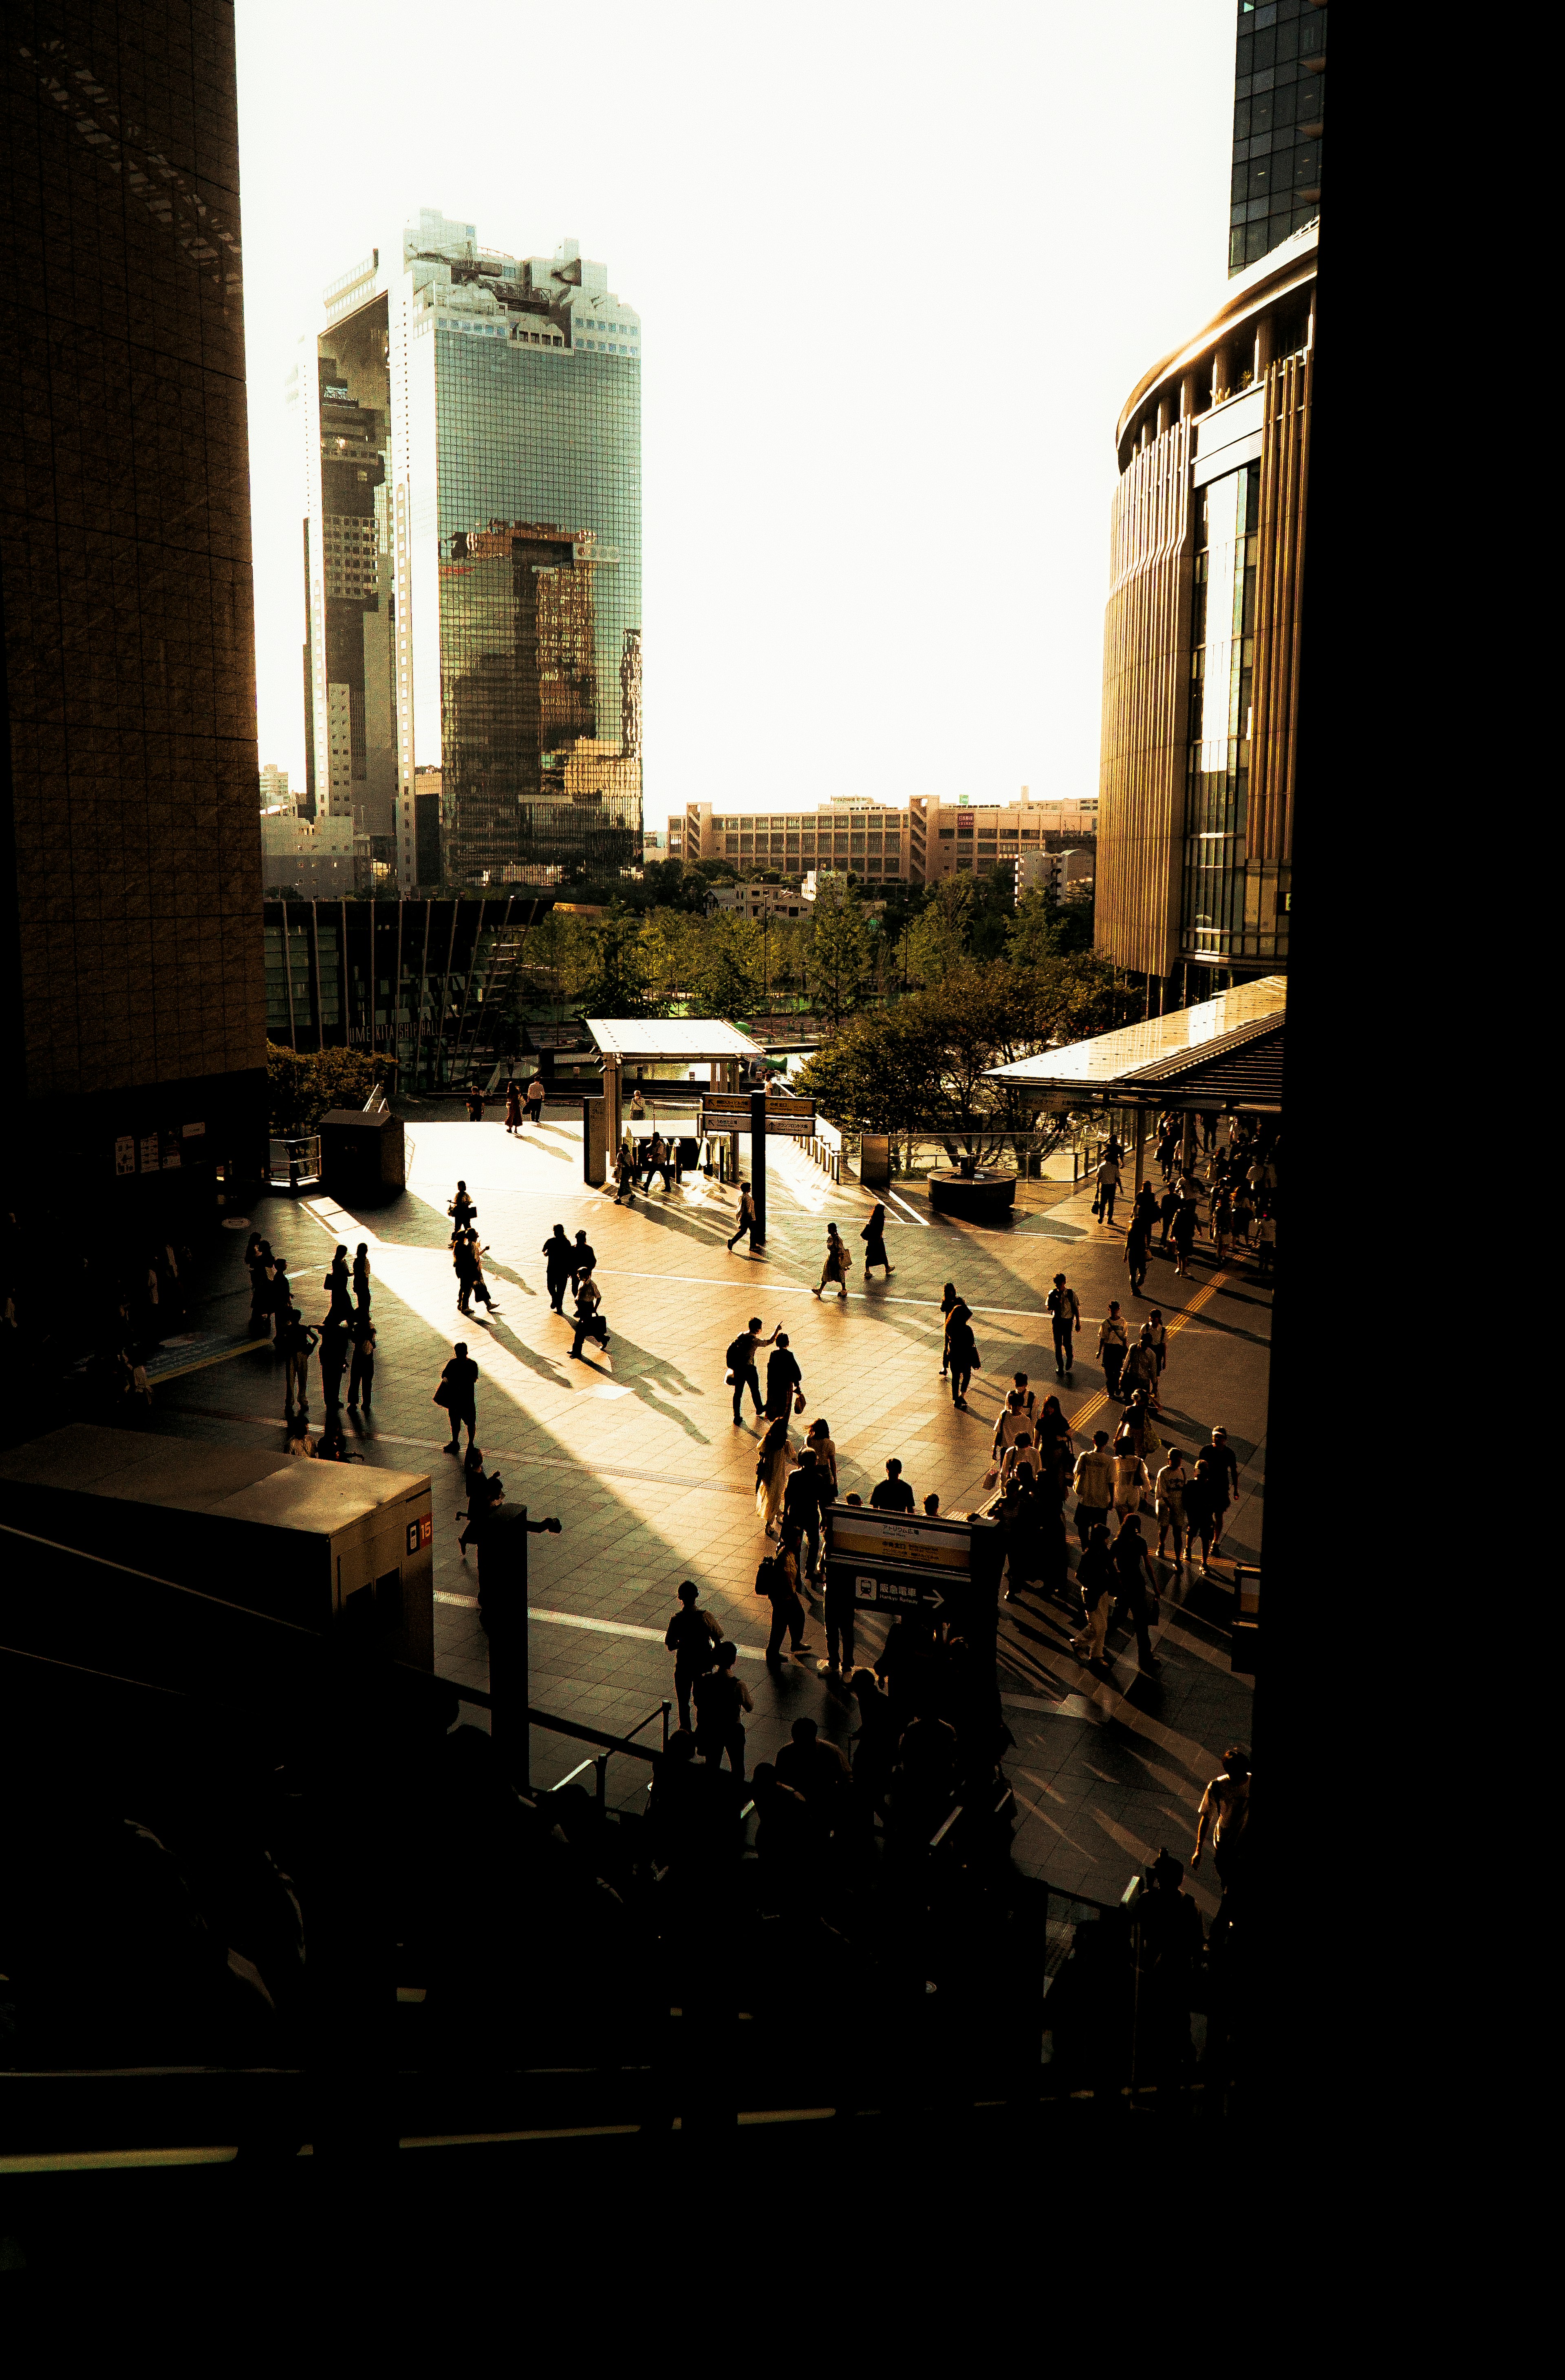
[583,1017,770,1192]
[985,973,1285,1190]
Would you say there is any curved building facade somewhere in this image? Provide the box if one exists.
[1096,223,1315,988]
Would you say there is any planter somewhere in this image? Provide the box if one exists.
[926,1166,1016,1225]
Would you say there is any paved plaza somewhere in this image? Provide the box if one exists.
[156,1106,1263,1919]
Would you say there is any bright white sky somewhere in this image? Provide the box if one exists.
[236,1,1234,818]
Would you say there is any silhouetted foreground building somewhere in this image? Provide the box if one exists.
[0,0,265,1229]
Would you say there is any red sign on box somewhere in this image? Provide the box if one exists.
[406,1512,433,1555]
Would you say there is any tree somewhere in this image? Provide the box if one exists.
[807,877,870,1027]
[266,1041,395,1132]
[688,911,762,1018]
[902,884,971,988]
[578,902,652,1018]
[1007,883,1096,965]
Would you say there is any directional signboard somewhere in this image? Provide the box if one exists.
[699,1091,816,1137]
[823,1504,1003,1616]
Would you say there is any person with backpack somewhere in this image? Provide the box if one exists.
[665,1580,723,1731]
[726,1315,776,1424]
[727,1179,758,1254]
[694,1642,754,1777]
[757,1534,811,1665]
[1047,1273,1080,1377]
[1098,1298,1129,1399]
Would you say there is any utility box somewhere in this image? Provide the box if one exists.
[319,1091,406,1205]
[582,1093,608,1186]
[0,1424,434,1669]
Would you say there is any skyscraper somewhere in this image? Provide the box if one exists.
[1229,1,1326,276]
[1,0,265,1226]
[293,213,642,894]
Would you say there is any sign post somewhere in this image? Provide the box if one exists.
[823,1503,1002,1647]
[750,1087,767,1248]
[476,1504,531,1788]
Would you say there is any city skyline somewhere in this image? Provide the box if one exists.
[236,0,1237,820]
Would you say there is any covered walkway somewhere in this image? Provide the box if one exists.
[986,974,1285,1186]
[584,1018,769,1185]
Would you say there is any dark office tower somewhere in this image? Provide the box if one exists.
[0,3,265,1227]
[1230,0,1326,275]
[297,214,642,894]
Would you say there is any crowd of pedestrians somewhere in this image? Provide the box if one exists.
[1097,1113,1281,1288]
[245,1230,375,1464]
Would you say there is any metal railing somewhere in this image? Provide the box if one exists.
[536,1699,672,1815]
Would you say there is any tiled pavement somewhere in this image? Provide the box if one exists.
[158,1112,1263,1919]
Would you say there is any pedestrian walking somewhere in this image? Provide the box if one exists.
[870,1457,915,1512]
[1033,1392,1075,1488]
[526,1075,546,1126]
[1254,1209,1276,1273]
[350,1243,372,1314]
[505,1079,524,1133]
[805,1417,838,1492]
[322,1246,355,1328]
[612,1139,637,1205]
[860,1203,894,1278]
[990,1388,1030,1471]
[763,1330,803,1421]
[1111,1439,1150,1526]
[269,1257,293,1341]
[725,1315,777,1425]
[457,1448,501,1553]
[1171,1196,1200,1278]
[318,1318,349,1413]
[1109,1516,1162,1674]
[1094,1151,1122,1228]
[820,1558,857,1678]
[1147,1309,1168,1387]
[945,1296,977,1410]
[448,1181,476,1234]
[542,1225,573,1312]
[453,1229,478,1315]
[1204,1426,1240,1556]
[782,1446,829,1581]
[468,1236,499,1316]
[1122,1327,1159,1406]
[279,1307,316,1414]
[727,1179,758,1253]
[1098,1299,1129,1399]
[1047,1273,1080,1376]
[1185,1450,1220,1573]
[938,1282,960,1377]
[755,1414,795,1539]
[570,1269,608,1360]
[1070,1521,1115,1663]
[1155,1448,1188,1564]
[693,1642,753,1775]
[569,1229,596,1289]
[1125,1208,1152,1298]
[756,1537,811,1664]
[436,1342,478,1454]
[665,1579,723,1731]
[813,1222,850,1300]
[247,1238,275,1339]
[1190,1744,1251,1884]
[346,1318,376,1409]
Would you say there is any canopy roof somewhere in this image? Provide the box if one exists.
[586,1017,767,1063]
[986,974,1285,1109]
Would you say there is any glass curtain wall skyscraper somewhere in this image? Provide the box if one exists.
[293,212,642,892]
[1230,1,1326,275]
